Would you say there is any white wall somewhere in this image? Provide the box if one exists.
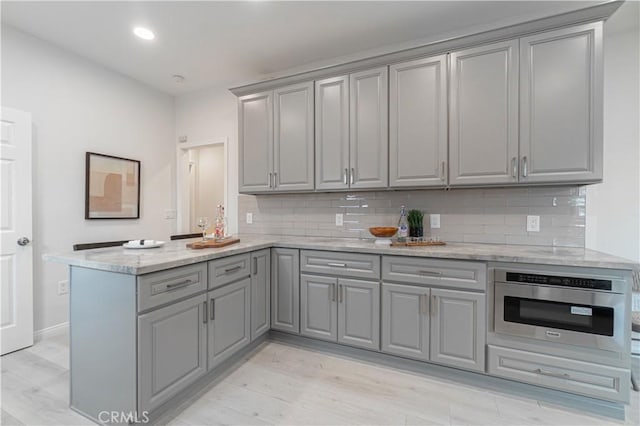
[1,26,177,332]
[586,1,640,262]
[175,86,238,234]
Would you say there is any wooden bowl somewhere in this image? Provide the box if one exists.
[369,227,398,238]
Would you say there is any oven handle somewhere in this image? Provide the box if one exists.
[534,368,570,379]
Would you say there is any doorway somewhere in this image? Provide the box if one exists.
[187,145,225,232]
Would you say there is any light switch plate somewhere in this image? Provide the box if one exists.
[246,213,253,224]
[57,280,69,295]
[527,215,540,232]
[430,214,441,229]
[335,213,344,227]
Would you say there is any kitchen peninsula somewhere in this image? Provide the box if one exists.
[47,236,638,424]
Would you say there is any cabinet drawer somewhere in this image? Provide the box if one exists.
[208,253,251,289]
[301,250,380,279]
[382,256,486,290]
[138,263,207,312]
[488,345,630,403]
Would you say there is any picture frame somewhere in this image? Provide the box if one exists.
[85,152,141,219]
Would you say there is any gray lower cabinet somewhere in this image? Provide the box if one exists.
[338,278,380,350]
[519,22,603,184]
[301,274,380,351]
[207,278,251,370]
[430,288,486,372]
[271,248,300,334]
[300,274,338,341]
[389,54,448,188]
[138,294,207,413]
[449,39,519,186]
[382,283,430,361]
[250,249,271,341]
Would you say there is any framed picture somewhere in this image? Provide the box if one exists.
[85,152,140,219]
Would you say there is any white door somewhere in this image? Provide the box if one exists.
[1,107,34,355]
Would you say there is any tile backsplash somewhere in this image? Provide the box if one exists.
[238,186,586,247]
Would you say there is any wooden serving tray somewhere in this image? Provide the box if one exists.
[391,241,446,247]
[187,238,240,249]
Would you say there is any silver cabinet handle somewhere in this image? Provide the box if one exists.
[203,301,208,324]
[17,237,31,246]
[273,172,278,188]
[268,172,272,188]
[339,284,343,303]
[224,265,242,274]
[432,295,437,316]
[327,262,347,268]
[343,169,348,185]
[350,168,355,185]
[210,298,215,320]
[166,279,194,290]
[521,156,528,178]
[253,257,258,275]
[421,294,429,315]
[418,270,442,276]
[511,157,518,178]
[534,368,570,379]
[441,161,446,181]
[331,283,336,302]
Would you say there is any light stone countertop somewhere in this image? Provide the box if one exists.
[44,235,639,275]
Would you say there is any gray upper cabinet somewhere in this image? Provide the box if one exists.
[430,288,485,372]
[250,249,271,341]
[350,67,389,189]
[138,294,207,413]
[238,91,273,193]
[315,76,350,190]
[449,40,519,186]
[271,248,300,334]
[389,55,448,188]
[519,22,603,184]
[273,82,315,191]
[300,274,338,342]
[337,278,380,351]
[381,283,430,361]
[207,278,251,370]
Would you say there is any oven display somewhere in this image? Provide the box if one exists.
[504,296,614,336]
[506,272,612,291]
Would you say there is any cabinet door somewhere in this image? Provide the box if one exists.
[300,274,338,342]
[338,278,380,351]
[520,22,603,184]
[138,294,207,413]
[449,40,519,186]
[271,248,300,334]
[389,55,448,188]
[208,278,251,370]
[273,82,315,191]
[381,283,430,361]
[350,67,389,189]
[251,249,271,341]
[315,76,350,190]
[239,91,273,193]
[430,288,485,372]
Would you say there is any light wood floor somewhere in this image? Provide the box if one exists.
[1,332,638,426]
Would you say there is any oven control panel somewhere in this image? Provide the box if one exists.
[505,272,612,291]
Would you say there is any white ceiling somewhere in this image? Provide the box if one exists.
[2,1,602,95]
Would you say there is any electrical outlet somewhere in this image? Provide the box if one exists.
[164,209,176,219]
[526,215,540,232]
[246,213,253,224]
[430,214,441,229]
[57,280,69,295]
[633,293,640,312]
[335,213,344,227]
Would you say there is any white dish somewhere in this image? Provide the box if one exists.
[123,240,165,249]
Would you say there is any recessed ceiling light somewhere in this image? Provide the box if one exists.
[133,27,155,41]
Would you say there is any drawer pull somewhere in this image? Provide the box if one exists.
[166,280,194,290]
[339,284,344,303]
[330,283,336,302]
[421,294,429,315]
[327,262,347,268]
[418,270,442,276]
[210,298,215,320]
[534,368,571,379]
[224,265,242,274]
[203,301,208,324]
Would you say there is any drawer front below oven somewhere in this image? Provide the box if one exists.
[488,345,630,403]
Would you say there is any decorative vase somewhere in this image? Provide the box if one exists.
[410,226,424,238]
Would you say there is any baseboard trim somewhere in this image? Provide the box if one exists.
[34,322,69,342]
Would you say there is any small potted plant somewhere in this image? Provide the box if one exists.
[407,209,424,238]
